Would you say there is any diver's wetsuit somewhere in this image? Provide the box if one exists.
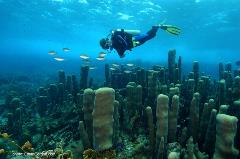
[110,26,159,58]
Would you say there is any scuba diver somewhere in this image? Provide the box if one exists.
[99,24,181,58]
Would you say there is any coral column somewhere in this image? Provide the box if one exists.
[156,94,169,139]
[104,64,110,86]
[80,66,89,90]
[189,92,200,143]
[168,95,179,143]
[213,114,239,159]
[168,49,176,84]
[156,94,169,158]
[146,106,155,153]
[58,70,66,87]
[83,88,94,145]
[92,87,115,151]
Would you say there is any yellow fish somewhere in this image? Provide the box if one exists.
[54,57,65,61]
[96,57,105,61]
[110,67,116,71]
[124,70,132,73]
[126,63,134,67]
[80,54,90,59]
[63,48,71,52]
[48,51,57,55]
[112,64,119,67]
[99,52,107,57]
[89,67,96,70]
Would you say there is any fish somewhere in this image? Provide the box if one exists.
[80,54,90,59]
[0,133,11,139]
[124,70,132,73]
[96,57,105,61]
[126,63,134,67]
[54,57,65,61]
[110,67,116,71]
[48,51,57,55]
[112,64,119,67]
[236,61,240,66]
[99,52,107,57]
[89,67,96,70]
[63,48,71,52]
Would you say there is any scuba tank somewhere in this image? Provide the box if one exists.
[115,29,141,35]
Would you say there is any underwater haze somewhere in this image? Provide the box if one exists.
[1,0,240,76]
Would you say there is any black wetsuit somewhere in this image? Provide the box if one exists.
[110,27,159,58]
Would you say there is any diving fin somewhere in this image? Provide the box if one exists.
[159,25,181,36]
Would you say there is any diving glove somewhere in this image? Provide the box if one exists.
[159,24,181,36]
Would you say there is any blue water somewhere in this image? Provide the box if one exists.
[1,0,240,77]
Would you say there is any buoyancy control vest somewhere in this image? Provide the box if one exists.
[111,29,133,57]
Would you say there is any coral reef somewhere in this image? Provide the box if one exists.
[145,106,155,153]
[0,49,240,159]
